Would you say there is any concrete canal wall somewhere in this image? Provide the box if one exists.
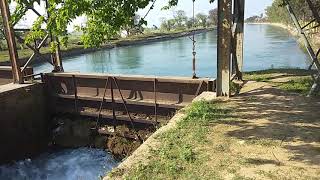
[0,83,49,163]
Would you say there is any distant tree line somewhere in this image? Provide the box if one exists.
[159,9,218,31]
[265,0,320,25]
[245,14,267,23]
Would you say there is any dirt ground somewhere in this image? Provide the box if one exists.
[207,80,320,179]
[107,72,320,179]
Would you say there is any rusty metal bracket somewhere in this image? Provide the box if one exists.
[72,75,78,113]
[113,77,143,142]
[195,80,204,97]
[154,78,158,124]
[110,77,117,130]
[96,77,110,127]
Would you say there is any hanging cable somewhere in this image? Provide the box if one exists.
[191,0,197,79]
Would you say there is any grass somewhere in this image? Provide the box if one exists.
[107,79,320,179]
[278,78,314,94]
[243,69,319,96]
[108,101,232,180]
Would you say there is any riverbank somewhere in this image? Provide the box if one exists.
[247,22,320,51]
[106,69,320,179]
[0,28,214,66]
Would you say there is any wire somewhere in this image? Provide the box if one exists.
[191,0,197,78]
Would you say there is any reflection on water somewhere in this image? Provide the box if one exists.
[0,148,118,180]
[243,24,308,71]
[34,24,309,77]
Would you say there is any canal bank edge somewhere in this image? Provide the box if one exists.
[246,22,320,51]
[105,92,219,180]
[0,28,214,67]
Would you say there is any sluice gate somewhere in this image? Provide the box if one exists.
[44,73,215,125]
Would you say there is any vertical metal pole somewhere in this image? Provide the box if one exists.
[0,0,23,83]
[110,79,117,129]
[154,78,158,124]
[217,0,232,97]
[72,75,78,113]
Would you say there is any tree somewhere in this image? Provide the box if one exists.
[186,18,194,29]
[10,0,215,48]
[160,18,176,31]
[195,13,208,27]
[123,14,143,37]
[0,16,6,50]
[208,8,218,26]
[173,10,188,29]
[265,0,320,24]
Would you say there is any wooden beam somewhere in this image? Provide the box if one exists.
[217,0,232,97]
[0,0,23,84]
[233,0,245,79]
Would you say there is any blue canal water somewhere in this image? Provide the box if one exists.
[34,24,309,78]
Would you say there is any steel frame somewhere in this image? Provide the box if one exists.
[0,0,23,83]
[283,0,320,96]
[0,0,63,84]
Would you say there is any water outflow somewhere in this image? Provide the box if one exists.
[0,148,118,180]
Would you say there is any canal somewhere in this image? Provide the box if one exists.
[1,24,309,180]
[35,24,309,77]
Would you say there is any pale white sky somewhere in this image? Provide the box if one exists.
[139,0,273,27]
[14,0,273,31]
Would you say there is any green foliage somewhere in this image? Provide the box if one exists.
[195,13,208,28]
[265,0,320,24]
[10,0,215,50]
[159,8,216,32]
[208,8,218,26]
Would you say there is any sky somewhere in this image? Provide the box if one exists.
[139,0,273,27]
[15,0,273,31]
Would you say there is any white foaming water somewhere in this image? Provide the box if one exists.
[0,148,118,180]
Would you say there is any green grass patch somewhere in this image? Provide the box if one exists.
[109,101,231,180]
[243,69,319,96]
[277,78,314,95]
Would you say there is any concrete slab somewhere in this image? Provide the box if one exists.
[0,83,35,94]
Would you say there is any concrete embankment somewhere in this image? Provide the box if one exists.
[0,83,49,163]
[0,28,214,67]
[247,22,320,50]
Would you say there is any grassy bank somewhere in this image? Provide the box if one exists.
[107,68,320,179]
[108,100,234,179]
[0,28,212,63]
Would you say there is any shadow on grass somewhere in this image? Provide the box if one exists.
[245,158,281,166]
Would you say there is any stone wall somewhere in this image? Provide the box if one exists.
[0,83,49,163]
